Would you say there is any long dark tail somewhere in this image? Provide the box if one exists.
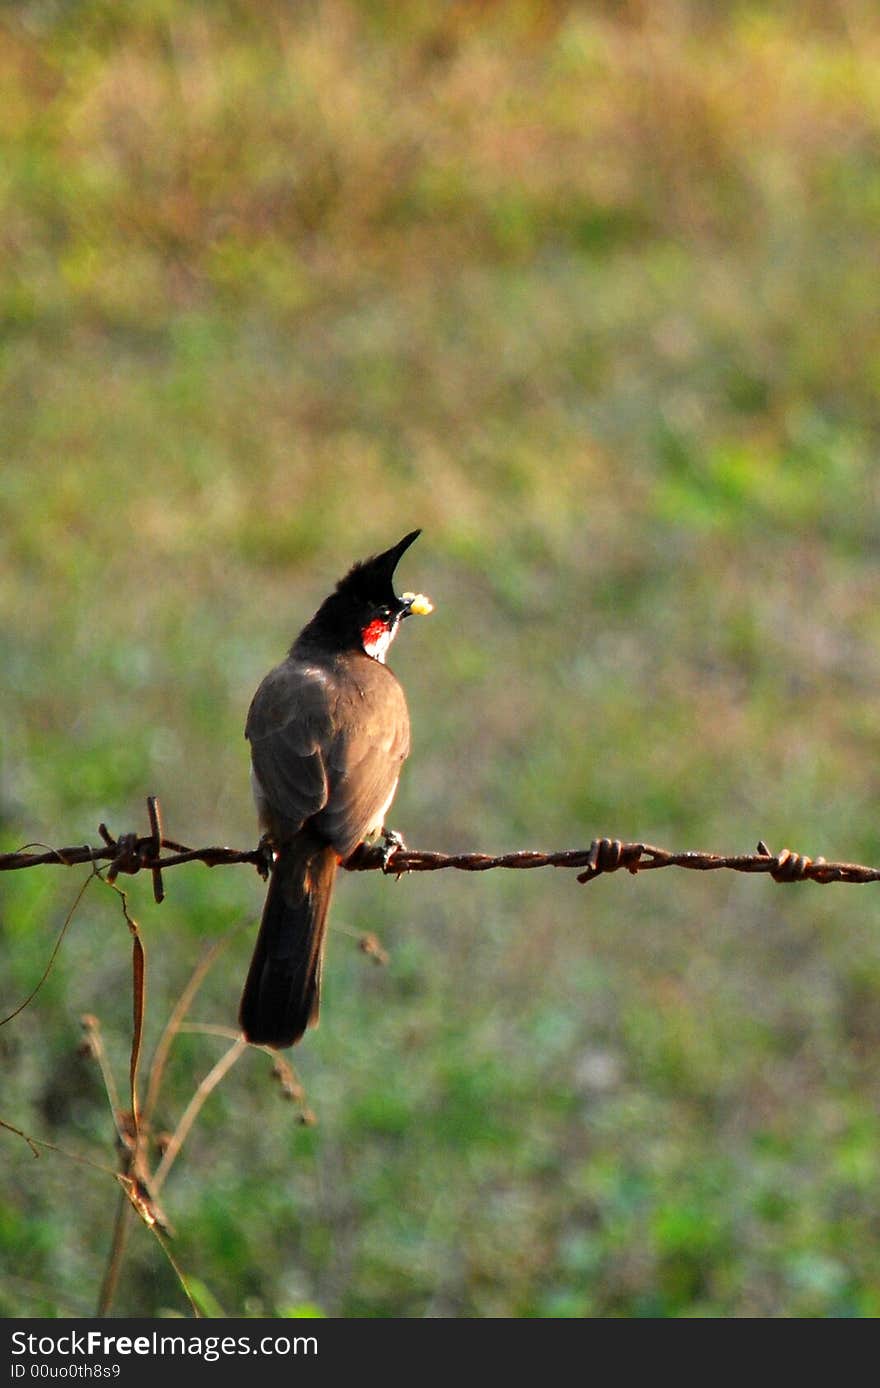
[239,828,338,1048]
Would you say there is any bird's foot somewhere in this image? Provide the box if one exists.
[380,827,407,875]
[255,833,275,881]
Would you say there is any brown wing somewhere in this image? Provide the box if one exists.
[247,653,410,857]
[246,661,335,837]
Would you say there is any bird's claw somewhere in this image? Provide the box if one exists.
[255,833,275,881]
[380,828,407,875]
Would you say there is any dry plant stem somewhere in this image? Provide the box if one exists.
[175,1022,246,1041]
[83,985,143,1320]
[0,867,248,1319]
[149,1231,202,1319]
[96,1187,131,1318]
[80,1016,128,1147]
[0,1118,41,1159]
[152,1038,248,1194]
[0,871,96,1027]
[143,936,235,1128]
[100,878,147,1127]
[0,1117,120,1178]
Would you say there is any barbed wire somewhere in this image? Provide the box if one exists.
[1,796,878,899]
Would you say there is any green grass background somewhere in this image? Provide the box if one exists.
[3,0,880,1317]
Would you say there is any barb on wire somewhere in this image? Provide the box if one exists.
[1,798,878,889]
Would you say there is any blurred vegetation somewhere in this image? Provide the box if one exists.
[3,0,880,1317]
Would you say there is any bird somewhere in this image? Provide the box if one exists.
[239,530,433,1049]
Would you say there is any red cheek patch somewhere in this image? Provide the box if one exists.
[361,618,388,648]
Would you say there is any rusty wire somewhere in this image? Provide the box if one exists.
[1,797,878,895]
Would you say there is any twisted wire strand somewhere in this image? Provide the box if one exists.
[0,800,876,897]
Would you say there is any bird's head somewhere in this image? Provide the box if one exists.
[301,530,433,661]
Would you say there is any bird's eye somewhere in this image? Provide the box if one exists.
[376,606,392,621]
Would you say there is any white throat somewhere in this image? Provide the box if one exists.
[363,625,395,664]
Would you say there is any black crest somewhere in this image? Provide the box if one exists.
[295,530,422,651]
[334,530,421,609]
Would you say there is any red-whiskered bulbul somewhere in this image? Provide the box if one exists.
[239,530,433,1049]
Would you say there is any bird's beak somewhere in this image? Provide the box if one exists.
[400,591,434,618]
